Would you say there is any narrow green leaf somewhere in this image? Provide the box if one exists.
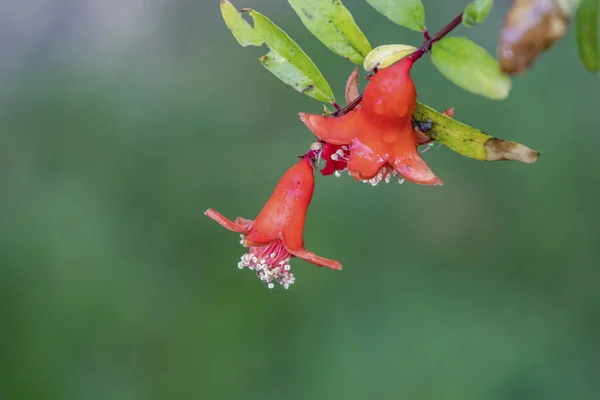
[575,0,599,72]
[366,0,425,32]
[219,0,262,46]
[462,0,494,27]
[431,37,511,100]
[218,1,335,103]
[257,51,329,101]
[248,9,335,102]
[288,0,372,64]
[414,103,539,163]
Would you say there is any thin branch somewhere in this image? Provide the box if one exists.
[409,13,463,62]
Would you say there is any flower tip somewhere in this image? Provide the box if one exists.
[417,173,444,186]
[290,249,342,271]
[205,208,252,233]
[420,176,444,186]
[318,259,343,271]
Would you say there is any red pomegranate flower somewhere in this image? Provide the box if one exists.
[320,143,349,176]
[317,69,357,177]
[205,157,341,289]
[300,58,442,186]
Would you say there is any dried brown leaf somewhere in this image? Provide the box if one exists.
[345,68,361,104]
[485,138,540,162]
[499,0,574,74]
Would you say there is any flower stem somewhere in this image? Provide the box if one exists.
[409,13,463,62]
[332,12,464,118]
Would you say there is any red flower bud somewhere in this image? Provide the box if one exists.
[205,157,341,289]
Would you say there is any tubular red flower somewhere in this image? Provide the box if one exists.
[205,157,341,289]
[300,58,442,186]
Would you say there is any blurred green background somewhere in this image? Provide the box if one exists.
[1,1,599,399]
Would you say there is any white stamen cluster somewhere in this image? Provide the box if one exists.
[237,235,295,289]
[329,148,350,162]
[361,166,405,186]
[326,146,350,177]
[238,253,295,289]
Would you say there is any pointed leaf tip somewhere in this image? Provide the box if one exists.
[288,0,372,64]
[431,37,511,100]
[366,0,426,32]
[413,102,539,163]
[485,139,540,163]
[219,0,263,47]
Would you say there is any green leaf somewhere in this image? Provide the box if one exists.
[219,0,263,46]
[366,0,425,32]
[414,103,539,163]
[431,37,511,100]
[363,44,416,71]
[462,0,494,27]
[219,1,335,103]
[575,0,599,72]
[288,0,372,64]
[249,9,335,102]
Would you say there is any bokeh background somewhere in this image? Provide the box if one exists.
[1,0,599,399]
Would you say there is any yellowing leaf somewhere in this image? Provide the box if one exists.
[431,37,511,100]
[219,1,335,103]
[220,0,262,46]
[366,0,426,32]
[575,0,599,72]
[288,0,372,64]
[414,102,539,163]
[463,0,494,27]
[363,44,416,71]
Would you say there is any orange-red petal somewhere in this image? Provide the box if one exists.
[346,132,388,181]
[205,209,252,234]
[288,248,342,270]
[299,111,362,145]
[389,128,442,185]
